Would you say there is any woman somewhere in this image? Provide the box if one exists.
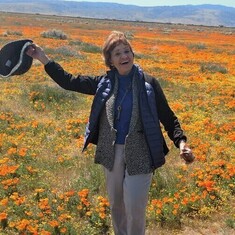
[26,31,194,235]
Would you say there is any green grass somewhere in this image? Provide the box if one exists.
[69,40,102,53]
[200,62,228,74]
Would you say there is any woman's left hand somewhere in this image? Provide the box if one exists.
[179,141,195,164]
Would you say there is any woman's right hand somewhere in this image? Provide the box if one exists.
[26,44,50,65]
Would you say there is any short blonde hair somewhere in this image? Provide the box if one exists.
[102,31,133,69]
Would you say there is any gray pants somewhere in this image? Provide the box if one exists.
[104,144,153,235]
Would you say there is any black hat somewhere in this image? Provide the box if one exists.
[0,39,33,78]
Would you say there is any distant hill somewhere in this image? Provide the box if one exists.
[0,0,234,27]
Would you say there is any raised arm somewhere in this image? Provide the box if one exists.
[26,44,101,95]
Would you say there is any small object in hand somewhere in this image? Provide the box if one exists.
[180,148,195,164]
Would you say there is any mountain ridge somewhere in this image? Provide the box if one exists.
[0,0,234,27]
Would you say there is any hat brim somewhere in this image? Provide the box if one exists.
[0,39,33,78]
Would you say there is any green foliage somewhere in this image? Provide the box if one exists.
[23,84,81,112]
[188,42,207,50]
[226,218,235,229]
[228,50,235,55]
[3,30,23,36]
[200,62,228,74]
[41,29,68,40]
[72,154,106,194]
[55,46,81,57]
[69,40,102,53]
[44,46,85,60]
[124,31,135,40]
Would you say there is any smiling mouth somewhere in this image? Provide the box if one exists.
[121,61,129,65]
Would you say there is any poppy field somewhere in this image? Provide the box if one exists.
[0,12,234,234]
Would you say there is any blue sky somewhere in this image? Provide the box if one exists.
[68,0,235,7]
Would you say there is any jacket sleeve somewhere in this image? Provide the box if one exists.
[44,60,101,95]
[150,76,187,148]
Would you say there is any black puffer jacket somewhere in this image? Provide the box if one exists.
[45,61,187,170]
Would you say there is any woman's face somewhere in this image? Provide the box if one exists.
[110,43,134,75]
